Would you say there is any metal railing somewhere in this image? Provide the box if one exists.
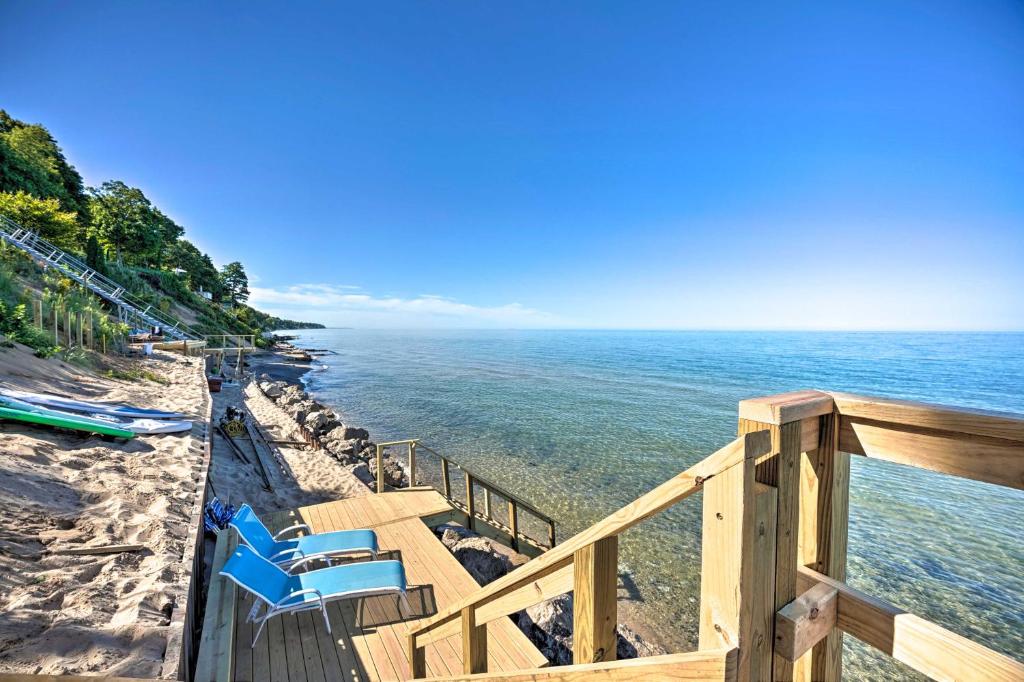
[0,213,202,340]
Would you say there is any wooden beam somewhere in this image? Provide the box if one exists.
[408,631,427,679]
[838,416,1024,489]
[738,391,834,425]
[416,649,738,681]
[775,583,838,662]
[441,457,452,498]
[738,415,805,681]
[461,605,487,674]
[795,409,848,681]
[829,392,1024,443]
[49,543,144,556]
[465,471,476,531]
[797,567,1024,682]
[573,536,618,664]
[699,447,776,681]
[376,443,385,494]
[508,499,520,551]
[418,649,736,681]
[410,433,771,648]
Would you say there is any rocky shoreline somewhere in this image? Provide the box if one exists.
[251,343,665,664]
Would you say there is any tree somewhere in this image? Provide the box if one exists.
[85,234,105,272]
[0,111,89,223]
[167,238,222,296]
[88,181,162,264]
[220,261,250,306]
[0,191,79,250]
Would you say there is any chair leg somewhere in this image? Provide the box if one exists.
[399,591,411,618]
[252,612,271,648]
[320,603,332,634]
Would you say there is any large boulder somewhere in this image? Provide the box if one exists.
[450,536,512,586]
[518,594,574,665]
[346,462,374,487]
[303,410,330,432]
[260,381,285,399]
[368,454,405,488]
[517,594,666,664]
[436,523,475,550]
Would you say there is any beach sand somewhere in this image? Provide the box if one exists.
[0,343,206,677]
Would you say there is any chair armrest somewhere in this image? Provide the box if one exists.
[273,523,312,540]
[275,587,325,609]
[269,547,304,562]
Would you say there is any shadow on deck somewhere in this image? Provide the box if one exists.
[194,489,548,682]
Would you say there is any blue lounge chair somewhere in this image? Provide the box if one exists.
[229,504,378,572]
[220,544,409,646]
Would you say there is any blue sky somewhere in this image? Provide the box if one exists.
[2,1,1022,329]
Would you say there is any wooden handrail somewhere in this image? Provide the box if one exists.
[408,431,772,652]
[797,567,1024,682]
[416,649,738,681]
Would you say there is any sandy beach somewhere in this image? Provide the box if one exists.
[0,344,207,677]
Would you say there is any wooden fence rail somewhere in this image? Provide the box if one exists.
[407,390,1024,682]
[374,440,558,553]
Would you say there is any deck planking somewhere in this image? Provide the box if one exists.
[196,489,546,682]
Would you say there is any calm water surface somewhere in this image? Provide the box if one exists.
[283,330,1024,679]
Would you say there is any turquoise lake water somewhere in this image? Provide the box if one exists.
[283,329,1024,679]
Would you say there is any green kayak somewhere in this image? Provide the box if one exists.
[0,404,135,439]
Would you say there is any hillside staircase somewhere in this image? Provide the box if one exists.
[0,213,201,341]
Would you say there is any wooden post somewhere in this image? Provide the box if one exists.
[408,441,417,487]
[53,304,58,344]
[508,500,519,551]
[77,312,83,347]
[461,606,487,674]
[573,536,618,664]
[66,309,71,346]
[548,521,556,549]
[795,408,849,681]
[483,489,492,519]
[465,471,476,531]
[699,430,777,681]
[376,444,385,494]
[407,634,426,678]
[33,299,42,328]
[441,458,452,499]
[87,317,93,349]
[736,391,836,681]
[182,339,188,356]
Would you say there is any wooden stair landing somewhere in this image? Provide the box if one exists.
[195,490,548,682]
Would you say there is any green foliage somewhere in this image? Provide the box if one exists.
[0,110,89,221]
[88,180,164,265]
[0,191,79,250]
[220,261,249,306]
[0,109,322,343]
[0,300,57,357]
[85,234,105,272]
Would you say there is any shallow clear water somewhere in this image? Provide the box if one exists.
[284,329,1024,679]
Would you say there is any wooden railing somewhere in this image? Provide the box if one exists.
[374,440,558,553]
[407,390,1024,682]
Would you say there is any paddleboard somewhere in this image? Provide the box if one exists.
[0,405,135,439]
[0,396,191,435]
[0,387,185,419]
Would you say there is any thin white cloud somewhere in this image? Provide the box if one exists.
[249,283,557,328]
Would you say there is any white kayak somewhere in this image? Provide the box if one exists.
[0,387,186,420]
[0,396,192,434]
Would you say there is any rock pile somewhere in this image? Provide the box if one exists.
[256,375,407,488]
[431,522,665,664]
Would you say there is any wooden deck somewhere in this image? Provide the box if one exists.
[195,489,548,682]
